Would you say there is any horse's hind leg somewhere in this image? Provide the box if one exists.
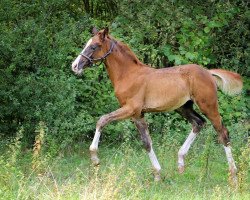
[134,117,161,181]
[196,97,237,183]
[176,101,206,173]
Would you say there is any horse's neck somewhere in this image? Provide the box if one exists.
[104,43,143,87]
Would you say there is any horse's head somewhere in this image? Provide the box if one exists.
[72,27,115,75]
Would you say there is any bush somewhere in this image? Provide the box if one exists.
[0,0,248,151]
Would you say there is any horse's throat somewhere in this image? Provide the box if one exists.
[105,56,135,86]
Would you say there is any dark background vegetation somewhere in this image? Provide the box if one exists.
[0,0,249,152]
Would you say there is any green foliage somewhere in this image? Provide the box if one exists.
[1,2,249,198]
[0,0,249,151]
[82,0,118,20]
[115,0,249,75]
[0,131,249,199]
[0,127,24,199]
[0,0,94,146]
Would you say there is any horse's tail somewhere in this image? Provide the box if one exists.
[209,69,243,96]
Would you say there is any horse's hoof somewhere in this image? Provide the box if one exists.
[178,166,185,174]
[154,174,161,182]
[231,176,238,186]
[230,167,237,176]
[91,157,100,166]
[90,150,100,166]
[229,168,238,186]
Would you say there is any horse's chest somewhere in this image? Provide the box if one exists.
[114,81,145,105]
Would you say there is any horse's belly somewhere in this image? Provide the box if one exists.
[142,78,191,112]
[143,94,190,112]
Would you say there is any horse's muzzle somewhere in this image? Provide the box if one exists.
[72,62,84,75]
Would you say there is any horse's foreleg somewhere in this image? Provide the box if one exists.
[89,105,134,165]
[134,118,161,181]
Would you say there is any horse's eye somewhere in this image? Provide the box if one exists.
[91,45,99,51]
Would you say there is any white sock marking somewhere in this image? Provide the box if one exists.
[89,129,101,152]
[223,145,237,171]
[178,129,197,167]
[148,148,161,171]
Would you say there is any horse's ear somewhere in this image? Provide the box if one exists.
[103,27,109,36]
[92,27,98,35]
[100,27,109,41]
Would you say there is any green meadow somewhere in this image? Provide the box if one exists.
[1,125,249,200]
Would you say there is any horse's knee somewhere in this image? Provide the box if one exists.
[96,115,109,129]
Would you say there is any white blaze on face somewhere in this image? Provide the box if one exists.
[71,38,93,69]
[81,38,93,54]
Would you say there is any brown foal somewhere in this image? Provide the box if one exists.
[72,28,242,182]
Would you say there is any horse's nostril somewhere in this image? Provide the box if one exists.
[72,64,77,72]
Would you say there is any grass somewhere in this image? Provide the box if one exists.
[0,128,249,200]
